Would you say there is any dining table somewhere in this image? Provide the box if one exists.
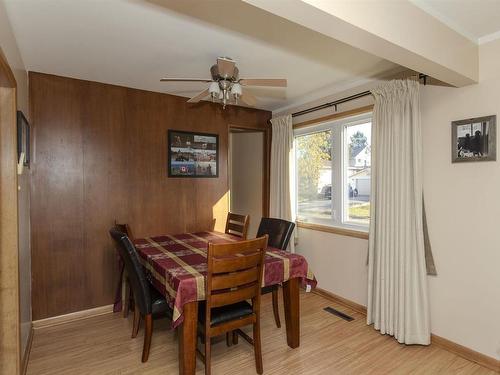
[132,230,317,375]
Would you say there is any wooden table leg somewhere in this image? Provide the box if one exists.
[179,301,198,375]
[283,277,300,348]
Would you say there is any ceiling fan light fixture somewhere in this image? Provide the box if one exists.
[231,83,242,97]
[209,81,220,95]
[160,57,287,108]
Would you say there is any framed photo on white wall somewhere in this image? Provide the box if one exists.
[451,115,496,163]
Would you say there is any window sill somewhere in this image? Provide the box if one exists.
[296,221,369,240]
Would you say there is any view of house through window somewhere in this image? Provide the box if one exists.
[295,114,371,229]
[344,121,371,226]
[296,130,332,224]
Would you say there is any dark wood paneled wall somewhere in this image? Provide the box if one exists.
[29,72,271,320]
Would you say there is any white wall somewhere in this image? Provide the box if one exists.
[293,39,500,361]
[230,131,263,238]
[0,0,31,358]
[296,228,368,305]
[420,39,500,360]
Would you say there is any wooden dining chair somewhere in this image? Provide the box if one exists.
[224,212,250,239]
[109,228,173,363]
[256,218,295,328]
[198,235,268,375]
[113,222,134,318]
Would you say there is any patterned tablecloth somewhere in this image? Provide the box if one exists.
[133,231,316,328]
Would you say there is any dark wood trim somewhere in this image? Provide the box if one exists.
[297,221,369,240]
[293,105,373,130]
[313,287,500,373]
[21,325,34,375]
[229,128,263,133]
[228,122,270,131]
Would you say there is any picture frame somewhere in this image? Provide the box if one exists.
[168,130,219,177]
[451,115,496,163]
[17,111,30,167]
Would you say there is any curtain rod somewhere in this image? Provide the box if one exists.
[291,74,428,118]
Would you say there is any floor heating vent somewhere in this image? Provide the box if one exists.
[323,307,354,321]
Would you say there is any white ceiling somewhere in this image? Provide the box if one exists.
[411,0,500,44]
[3,0,400,112]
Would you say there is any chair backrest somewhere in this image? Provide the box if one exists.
[224,212,250,239]
[256,218,295,250]
[109,227,151,315]
[205,235,268,322]
[113,221,134,241]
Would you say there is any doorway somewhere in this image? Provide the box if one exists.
[0,73,21,373]
[229,129,265,238]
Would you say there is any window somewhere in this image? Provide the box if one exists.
[296,129,332,223]
[295,113,372,230]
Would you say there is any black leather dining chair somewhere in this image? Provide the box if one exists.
[256,218,295,328]
[113,222,134,318]
[109,227,173,362]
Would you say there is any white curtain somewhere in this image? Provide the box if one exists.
[270,114,295,251]
[367,79,430,345]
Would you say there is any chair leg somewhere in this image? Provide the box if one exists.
[253,319,263,374]
[226,332,232,347]
[232,330,238,345]
[123,278,131,318]
[205,335,211,375]
[272,289,281,328]
[132,308,140,338]
[142,314,153,363]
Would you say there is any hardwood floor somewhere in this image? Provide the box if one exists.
[27,292,495,375]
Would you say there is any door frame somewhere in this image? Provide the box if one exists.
[0,49,21,374]
[228,124,270,218]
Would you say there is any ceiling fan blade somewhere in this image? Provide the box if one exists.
[187,88,210,103]
[217,57,236,79]
[240,91,257,107]
[160,78,212,82]
[239,79,287,87]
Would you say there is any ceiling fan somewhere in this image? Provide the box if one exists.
[160,57,287,109]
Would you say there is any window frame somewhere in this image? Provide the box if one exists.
[294,112,372,233]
